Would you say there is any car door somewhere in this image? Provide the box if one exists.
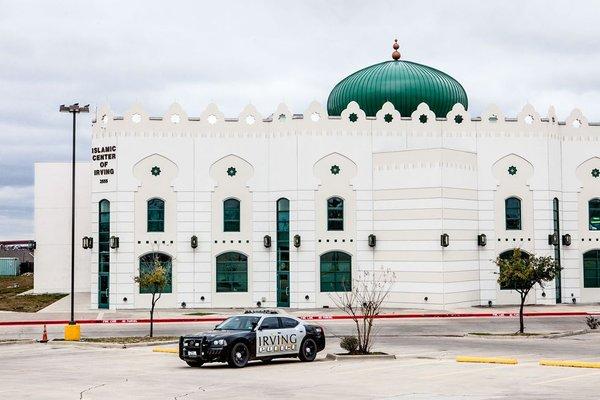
[278,317,306,355]
[255,316,281,357]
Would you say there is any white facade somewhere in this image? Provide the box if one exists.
[33,101,600,310]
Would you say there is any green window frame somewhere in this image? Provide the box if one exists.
[139,252,172,294]
[505,197,521,230]
[216,252,248,292]
[498,250,530,290]
[589,199,600,231]
[584,250,600,288]
[147,198,165,232]
[98,200,110,274]
[327,197,344,231]
[277,198,290,271]
[223,198,240,232]
[320,251,351,292]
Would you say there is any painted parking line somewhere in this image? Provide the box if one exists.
[534,370,600,385]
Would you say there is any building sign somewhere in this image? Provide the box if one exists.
[92,145,117,184]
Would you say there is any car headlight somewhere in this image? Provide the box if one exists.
[213,339,227,346]
[315,327,323,334]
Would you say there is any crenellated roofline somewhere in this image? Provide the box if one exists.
[91,101,600,139]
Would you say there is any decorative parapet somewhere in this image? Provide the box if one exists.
[92,101,600,140]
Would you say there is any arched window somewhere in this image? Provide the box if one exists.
[147,198,165,232]
[589,199,600,231]
[320,251,351,292]
[216,252,248,292]
[98,200,110,309]
[584,250,600,288]
[327,197,344,231]
[223,198,240,232]
[505,197,521,230]
[139,252,172,293]
[498,249,530,290]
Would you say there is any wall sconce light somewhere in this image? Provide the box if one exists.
[542,292,546,298]
[305,295,310,300]
[562,234,571,246]
[200,296,205,301]
[548,233,559,246]
[181,302,187,309]
[123,297,128,302]
[477,234,487,247]
[109,236,119,249]
[256,301,262,307]
[263,235,272,248]
[190,235,198,249]
[488,300,493,307]
[82,236,93,249]
[424,296,428,302]
[440,233,449,247]
[368,234,376,247]
[293,234,301,248]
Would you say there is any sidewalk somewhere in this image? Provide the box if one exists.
[1,294,599,325]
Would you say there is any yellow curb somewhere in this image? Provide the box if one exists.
[539,359,600,369]
[456,356,518,365]
[152,347,178,354]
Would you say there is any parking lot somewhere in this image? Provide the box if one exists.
[2,326,600,399]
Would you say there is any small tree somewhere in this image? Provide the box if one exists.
[495,249,560,334]
[330,269,395,354]
[134,254,168,337]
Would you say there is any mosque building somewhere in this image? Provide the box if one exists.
[33,41,600,309]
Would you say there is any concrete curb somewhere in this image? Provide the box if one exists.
[48,339,179,348]
[1,310,598,327]
[539,359,600,369]
[325,353,396,361]
[0,339,36,346]
[466,329,592,339]
[456,356,518,365]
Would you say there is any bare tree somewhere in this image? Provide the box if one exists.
[495,248,560,334]
[330,268,395,354]
[134,253,168,337]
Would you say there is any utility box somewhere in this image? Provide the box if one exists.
[0,258,20,276]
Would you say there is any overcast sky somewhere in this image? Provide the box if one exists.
[1,0,599,240]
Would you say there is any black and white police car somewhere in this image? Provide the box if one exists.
[179,311,325,368]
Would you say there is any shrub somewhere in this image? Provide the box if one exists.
[340,336,359,353]
[586,316,600,330]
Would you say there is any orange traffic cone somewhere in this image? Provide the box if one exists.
[40,324,48,343]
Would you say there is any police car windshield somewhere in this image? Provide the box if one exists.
[215,316,260,331]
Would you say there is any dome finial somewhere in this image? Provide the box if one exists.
[392,39,401,60]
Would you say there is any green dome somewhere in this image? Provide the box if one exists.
[327,59,468,117]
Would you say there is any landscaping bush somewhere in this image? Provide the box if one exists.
[586,316,600,330]
[340,336,359,353]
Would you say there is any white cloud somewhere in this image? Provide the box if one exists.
[1,0,600,238]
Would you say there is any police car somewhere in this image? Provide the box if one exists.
[179,311,326,368]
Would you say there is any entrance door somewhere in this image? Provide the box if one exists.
[98,273,109,308]
[277,271,290,307]
[276,198,290,307]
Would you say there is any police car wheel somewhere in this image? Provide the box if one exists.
[261,357,274,364]
[299,338,317,362]
[227,342,250,368]
[186,361,204,368]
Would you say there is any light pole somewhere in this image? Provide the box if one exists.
[59,103,89,340]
